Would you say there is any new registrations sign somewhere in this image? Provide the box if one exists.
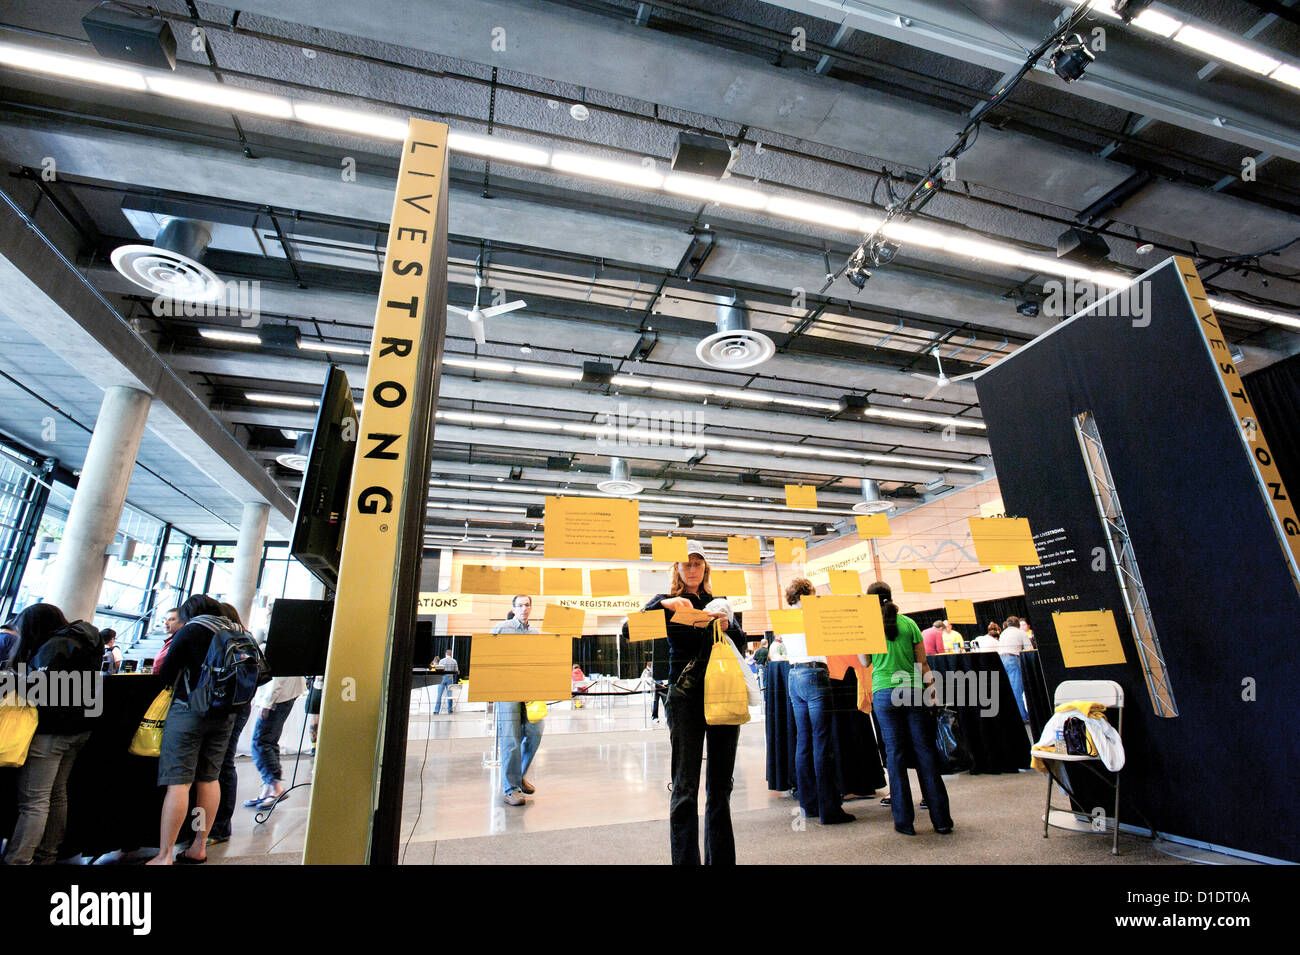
[305,118,449,865]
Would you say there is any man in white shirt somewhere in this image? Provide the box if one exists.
[435,648,458,714]
[995,617,1031,722]
[998,618,1032,654]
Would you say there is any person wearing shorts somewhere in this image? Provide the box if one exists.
[147,594,237,864]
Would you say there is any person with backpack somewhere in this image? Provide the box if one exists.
[3,602,104,865]
[147,594,268,865]
[100,629,123,674]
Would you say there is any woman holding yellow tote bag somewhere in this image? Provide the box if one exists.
[642,541,747,866]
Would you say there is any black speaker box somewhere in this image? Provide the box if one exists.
[82,9,178,72]
[671,132,733,178]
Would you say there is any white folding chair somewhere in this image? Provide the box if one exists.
[1038,679,1124,856]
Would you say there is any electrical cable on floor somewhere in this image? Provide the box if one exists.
[400,681,438,865]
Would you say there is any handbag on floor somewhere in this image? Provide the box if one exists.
[704,623,750,726]
[934,706,973,774]
[0,690,39,767]
[128,686,173,757]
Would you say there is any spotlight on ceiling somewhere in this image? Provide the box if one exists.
[111,217,223,302]
[1111,0,1154,24]
[1016,298,1041,318]
[596,457,643,496]
[851,478,896,514]
[1050,33,1095,83]
[696,299,774,369]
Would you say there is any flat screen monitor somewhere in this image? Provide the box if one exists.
[289,365,358,590]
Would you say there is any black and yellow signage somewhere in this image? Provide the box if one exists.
[304,118,449,865]
[1178,256,1300,592]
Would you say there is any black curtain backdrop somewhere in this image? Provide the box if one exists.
[909,594,1031,642]
[1244,350,1300,501]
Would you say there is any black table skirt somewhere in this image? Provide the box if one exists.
[1,674,171,858]
[765,661,885,796]
[926,653,1031,774]
[1020,651,1053,740]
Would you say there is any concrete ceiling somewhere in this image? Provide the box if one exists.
[0,0,1296,551]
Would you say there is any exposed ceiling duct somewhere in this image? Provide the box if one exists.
[596,457,643,496]
[852,478,896,514]
[275,432,313,473]
[110,216,222,302]
[696,299,775,370]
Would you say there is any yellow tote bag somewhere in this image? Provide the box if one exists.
[128,687,173,757]
[0,690,39,767]
[704,625,750,726]
[525,701,548,722]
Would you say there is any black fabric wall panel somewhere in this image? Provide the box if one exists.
[974,260,1299,862]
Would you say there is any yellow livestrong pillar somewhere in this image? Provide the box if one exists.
[304,118,449,864]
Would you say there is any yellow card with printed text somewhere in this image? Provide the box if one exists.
[899,568,932,594]
[709,569,748,596]
[784,484,818,509]
[543,567,583,596]
[774,538,806,564]
[626,610,668,643]
[801,595,887,656]
[1054,610,1127,668]
[589,568,631,597]
[727,536,761,564]
[544,496,639,560]
[944,599,977,624]
[651,536,689,562]
[855,513,891,538]
[829,569,863,595]
[967,517,1039,566]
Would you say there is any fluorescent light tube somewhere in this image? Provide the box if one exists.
[298,341,369,356]
[146,76,293,118]
[246,392,319,407]
[0,42,146,89]
[200,329,262,344]
[1130,9,1181,38]
[293,102,409,140]
[550,151,663,188]
[1174,25,1280,75]
[766,196,867,232]
[663,174,768,209]
[448,131,550,166]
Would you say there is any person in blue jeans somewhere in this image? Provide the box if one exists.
[492,595,544,806]
[863,581,954,837]
[243,676,306,810]
[782,577,854,825]
[434,648,458,714]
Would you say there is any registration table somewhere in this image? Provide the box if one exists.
[925,651,1031,774]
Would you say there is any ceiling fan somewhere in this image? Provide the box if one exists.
[447,264,526,344]
[910,345,980,401]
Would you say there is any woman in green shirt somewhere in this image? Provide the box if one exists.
[865,581,954,836]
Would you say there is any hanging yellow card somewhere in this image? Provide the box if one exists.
[543,566,583,596]
[967,517,1040,566]
[709,569,748,596]
[460,564,504,594]
[898,568,932,594]
[626,610,669,643]
[768,608,804,635]
[727,536,761,564]
[829,569,863,595]
[651,536,689,562]
[589,567,631,597]
[855,513,891,538]
[544,495,639,560]
[541,602,586,637]
[785,484,818,509]
[464,633,572,702]
[773,538,806,564]
[944,599,977,624]
[801,595,887,656]
[499,566,541,594]
[1054,610,1127,668]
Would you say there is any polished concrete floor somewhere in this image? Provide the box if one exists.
[201,696,1190,865]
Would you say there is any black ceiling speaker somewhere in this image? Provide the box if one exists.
[671,132,734,179]
[526,505,544,519]
[582,361,615,385]
[82,8,177,71]
[546,456,570,470]
[739,472,763,485]
[677,517,694,528]
[1056,227,1111,265]
[812,523,830,537]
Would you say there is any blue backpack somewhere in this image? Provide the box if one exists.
[183,616,270,717]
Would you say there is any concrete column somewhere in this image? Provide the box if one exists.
[47,385,152,622]
[228,501,270,626]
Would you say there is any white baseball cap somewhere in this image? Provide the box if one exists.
[685,540,706,558]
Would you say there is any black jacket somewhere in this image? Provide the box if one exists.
[25,621,104,735]
[642,591,745,684]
